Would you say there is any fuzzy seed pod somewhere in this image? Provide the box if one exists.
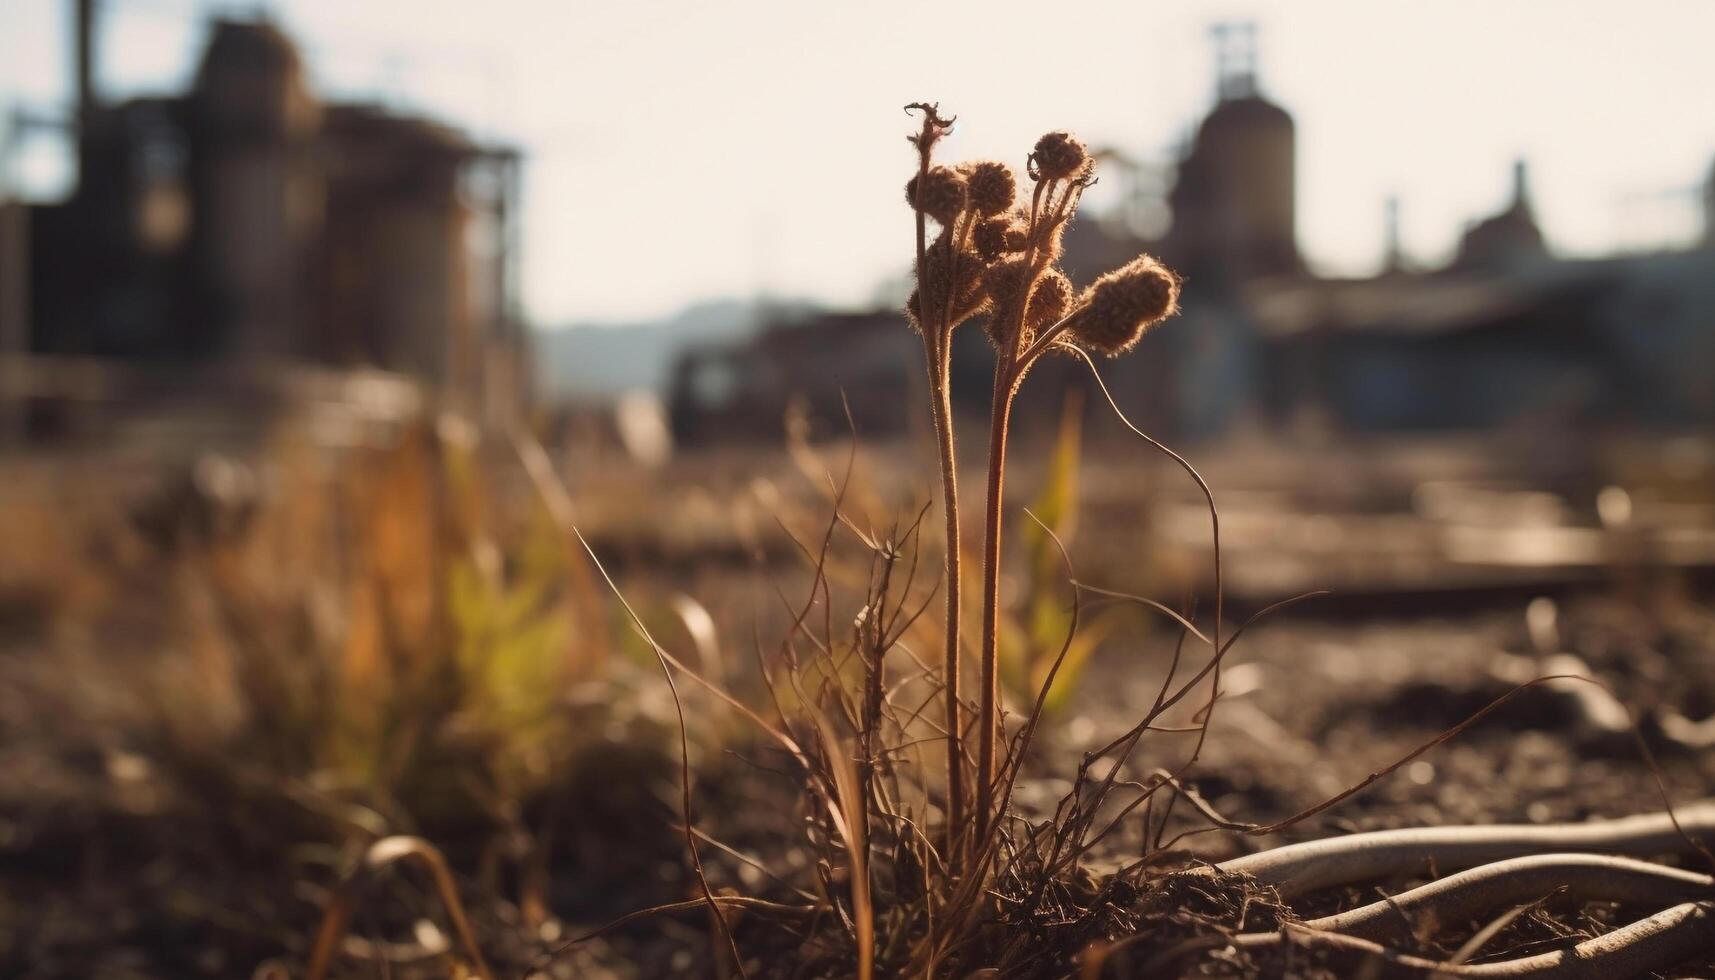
[1065,254,1180,356]
[958,160,1017,216]
[1030,213,1068,266]
[1000,205,1067,265]
[981,258,1034,351]
[909,233,989,332]
[1026,268,1073,333]
[1032,131,1088,181]
[906,166,969,225]
[972,216,1028,262]
[906,289,929,333]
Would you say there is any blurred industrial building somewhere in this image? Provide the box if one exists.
[670,26,1715,445]
[5,8,1711,455]
[0,2,528,446]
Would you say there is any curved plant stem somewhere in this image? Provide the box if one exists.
[926,339,966,852]
[973,371,1016,848]
[575,523,746,976]
[306,836,494,980]
[1069,347,1223,722]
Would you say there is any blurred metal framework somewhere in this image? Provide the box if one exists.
[0,0,530,446]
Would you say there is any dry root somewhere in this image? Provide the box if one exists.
[1184,806,1715,978]
[1214,801,1715,898]
[1300,852,1713,945]
[1234,901,1715,978]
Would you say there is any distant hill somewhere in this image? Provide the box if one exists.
[532,297,820,400]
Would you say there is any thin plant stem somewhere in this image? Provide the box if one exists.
[973,358,1018,848]
[907,102,969,871]
[927,338,966,853]
[973,178,1050,848]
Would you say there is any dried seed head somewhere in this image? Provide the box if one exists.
[972,216,1027,262]
[1026,268,1073,333]
[1030,213,1068,265]
[1032,131,1088,181]
[958,160,1017,216]
[981,258,1034,351]
[909,233,989,332]
[1001,205,1068,264]
[983,257,1030,310]
[1066,254,1179,355]
[906,166,969,225]
[905,102,954,153]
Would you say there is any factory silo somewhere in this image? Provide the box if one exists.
[1165,24,1302,284]
[186,20,323,357]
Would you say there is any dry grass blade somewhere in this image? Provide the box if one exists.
[1070,581,1209,646]
[1446,890,1562,967]
[1213,674,1705,852]
[807,704,876,980]
[989,508,1082,836]
[514,424,748,972]
[304,835,492,980]
[1070,347,1223,718]
[568,522,746,977]
[542,896,817,959]
[670,593,725,686]
[681,825,825,903]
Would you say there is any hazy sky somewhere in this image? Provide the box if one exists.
[4,0,1714,323]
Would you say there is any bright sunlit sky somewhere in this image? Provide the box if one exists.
[4,0,1715,323]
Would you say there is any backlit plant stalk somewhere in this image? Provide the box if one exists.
[904,103,1019,864]
[905,104,964,857]
[905,118,1182,858]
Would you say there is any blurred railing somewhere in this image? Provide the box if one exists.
[1146,462,1715,602]
[0,354,427,452]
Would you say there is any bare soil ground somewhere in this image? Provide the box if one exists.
[3,434,1713,977]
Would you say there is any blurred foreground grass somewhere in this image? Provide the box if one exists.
[0,418,692,977]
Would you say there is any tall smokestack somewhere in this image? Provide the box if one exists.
[1383,195,1403,272]
[74,0,97,123]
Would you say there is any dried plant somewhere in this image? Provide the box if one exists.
[904,103,975,859]
[903,107,1180,871]
[892,104,1713,977]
